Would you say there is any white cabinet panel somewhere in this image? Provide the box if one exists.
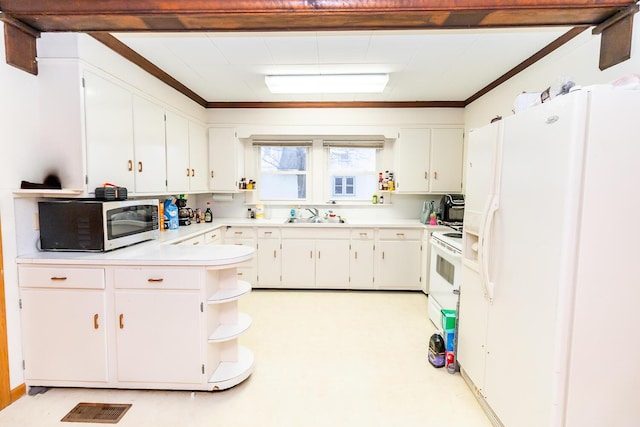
[115,290,203,384]
[281,239,315,288]
[209,127,241,192]
[165,111,191,192]
[316,239,350,287]
[84,71,134,192]
[132,95,167,193]
[430,128,464,193]
[20,289,108,383]
[189,121,209,191]
[350,239,374,289]
[257,231,281,288]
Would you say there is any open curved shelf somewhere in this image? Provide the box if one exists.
[208,312,252,343]
[207,280,251,304]
[208,346,254,391]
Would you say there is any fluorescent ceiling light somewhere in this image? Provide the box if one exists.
[265,74,389,94]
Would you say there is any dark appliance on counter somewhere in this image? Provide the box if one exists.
[440,194,465,225]
[38,198,159,252]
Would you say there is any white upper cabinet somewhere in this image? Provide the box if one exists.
[395,128,463,194]
[132,95,167,193]
[188,121,209,192]
[209,127,241,193]
[84,71,135,192]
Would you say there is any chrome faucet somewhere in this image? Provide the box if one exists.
[306,207,319,217]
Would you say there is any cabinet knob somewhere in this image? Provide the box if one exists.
[93,313,99,330]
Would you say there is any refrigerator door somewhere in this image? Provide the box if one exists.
[458,122,502,394]
[482,91,589,427]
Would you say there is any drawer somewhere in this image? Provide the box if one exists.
[204,228,223,244]
[377,228,422,240]
[177,234,205,246]
[351,228,375,240]
[257,228,281,239]
[19,266,105,289]
[224,227,256,239]
[113,268,200,290]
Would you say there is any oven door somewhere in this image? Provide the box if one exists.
[428,238,461,328]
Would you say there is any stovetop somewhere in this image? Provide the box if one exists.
[432,230,462,252]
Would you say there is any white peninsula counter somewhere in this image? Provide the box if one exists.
[16,244,256,392]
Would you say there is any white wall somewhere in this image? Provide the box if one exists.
[0,22,43,389]
[465,19,640,129]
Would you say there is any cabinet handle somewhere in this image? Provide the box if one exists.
[264,231,272,236]
[147,278,164,283]
[186,168,190,177]
[50,276,67,281]
[138,161,143,172]
[191,168,195,177]
[211,170,215,178]
[359,232,367,237]
[355,251,358,260]
[93,313,99,330]
[424,171,428,180]
[310,251,313,259]
[235,231,243,235]
[119,313,124,329]
[396,233,405,237]
[128,160,133,171]
[434,171,438,180]
[238,272,244,276]
[382,252,385,260]
[273,250,276,259]
[318,251,321,259]
[192,241,200,245]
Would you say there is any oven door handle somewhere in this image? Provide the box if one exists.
[480,194,498,303]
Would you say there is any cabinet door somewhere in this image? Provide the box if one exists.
[281,239,315,288]
[257,237,281,288]
[189,121,209,191]
[209,127,239,192]
[132,95,167,193]
[315,239,350,287]
[430,128,464,193]
[350,239,375,289]
[20,289,108,382]
[84,71,135,192]
[115,291,203,384]
[165,111,191,192]
[376,240,422,290]
[396,128,431,193]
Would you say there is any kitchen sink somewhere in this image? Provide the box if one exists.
[283,217,347,224]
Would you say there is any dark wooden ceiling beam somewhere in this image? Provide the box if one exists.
[0,0,635,32]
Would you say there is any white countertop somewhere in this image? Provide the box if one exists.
[18,217,449,264]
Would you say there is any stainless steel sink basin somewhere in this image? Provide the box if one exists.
[283,217,346,224]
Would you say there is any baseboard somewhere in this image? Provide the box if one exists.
[9,383,26,404]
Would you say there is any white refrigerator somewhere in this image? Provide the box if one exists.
[457,88,640,427]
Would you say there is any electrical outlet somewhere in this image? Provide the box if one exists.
[33,213,39,231]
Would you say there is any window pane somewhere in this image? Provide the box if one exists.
[261,146,307,172]
[329,147,376,171]
[260,174,307,200]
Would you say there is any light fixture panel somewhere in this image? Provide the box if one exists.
[265,73,388,94]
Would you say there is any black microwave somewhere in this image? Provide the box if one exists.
[38,199,160,252]
[440,194,465,224]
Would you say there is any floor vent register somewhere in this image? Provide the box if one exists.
[61,402,132,424]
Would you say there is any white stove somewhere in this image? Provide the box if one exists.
[428,230,462,329]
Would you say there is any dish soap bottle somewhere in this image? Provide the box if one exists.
[204,202,213,223]
[290,206,296,219]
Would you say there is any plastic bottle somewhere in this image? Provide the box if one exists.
[204,202,213,223]
[379,195,384,205]
[429,212,437,226]
[290,206,296,218]
[372,194,378,204]
[428,332,446,368]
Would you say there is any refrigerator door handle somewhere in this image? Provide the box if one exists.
[480,194,499,303]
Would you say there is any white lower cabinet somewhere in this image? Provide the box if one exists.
[18,266,108,384]
[113,268,203,385]
[18,254,254,391]
[256,228,281,288]
[281,228,350,289]
[375,228,423,290]
[350,229,375,289]
[224,226,257,283]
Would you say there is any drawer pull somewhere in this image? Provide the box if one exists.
[359,232,368,237]
[50,276,67,281]
[238,272,244,276]
[396,233,405,237]
[264,231,272,236]
[147,278,164,283]
[355,251,358,260]
[119,314,124,329]
[186,168,190,177]
[235,231,243,235]
[192,241,200,246]
[94,314,99,330]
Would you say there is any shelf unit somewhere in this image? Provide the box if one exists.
[205,269,254,390]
